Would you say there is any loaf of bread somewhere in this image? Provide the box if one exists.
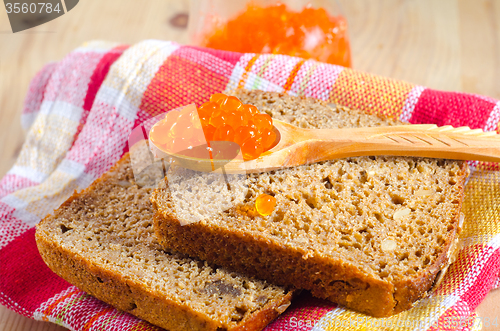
[35,143,294,331]
[151,89,469,317]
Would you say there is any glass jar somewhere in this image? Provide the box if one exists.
[188,0,352,67]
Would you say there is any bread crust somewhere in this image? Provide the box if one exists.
[36,231,294,331]
[35,153,295,331]
[153,211,393,316]
[36,228,217,330]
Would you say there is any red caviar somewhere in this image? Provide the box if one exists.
[234,126,256,147]
[203,124,217,142]
[202,3,351,67]
[260,128,277,150]
[150,94,277,161]
[210,93,228,104]
[213,124,235,142]
[199,93,276,160]
[255,194,276,216]
[150,105,205,154]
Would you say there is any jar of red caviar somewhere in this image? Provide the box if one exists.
[188,0,352,67]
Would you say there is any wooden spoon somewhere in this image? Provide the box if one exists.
[149,119,500,174]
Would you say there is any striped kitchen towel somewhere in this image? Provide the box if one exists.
[2,39,500,330]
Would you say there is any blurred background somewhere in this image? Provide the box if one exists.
[0,0,499,330]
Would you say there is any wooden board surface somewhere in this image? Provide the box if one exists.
[0,0,499,330]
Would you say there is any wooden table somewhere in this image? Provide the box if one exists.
[0,0,499,330]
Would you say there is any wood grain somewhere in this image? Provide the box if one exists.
[0,0,499,330]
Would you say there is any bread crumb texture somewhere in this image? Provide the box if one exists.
[36,144,293,331]
[152,90,468,317]
[166,169,247,226]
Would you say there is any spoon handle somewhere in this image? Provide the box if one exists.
[294,124,500,164]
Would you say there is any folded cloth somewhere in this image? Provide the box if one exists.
[1,39,499,331]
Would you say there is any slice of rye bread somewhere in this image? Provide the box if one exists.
[35,144,295,331]
[151,89,469,317]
